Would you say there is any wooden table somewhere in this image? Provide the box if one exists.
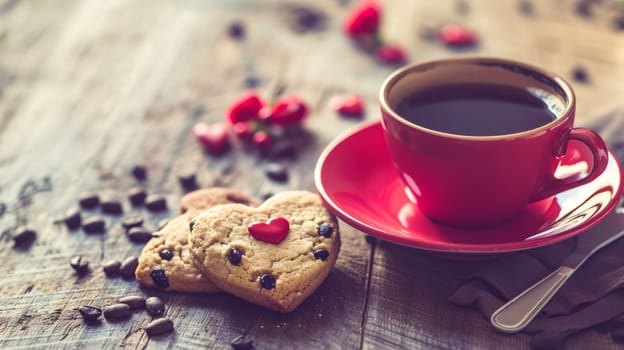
[1,0,624,348]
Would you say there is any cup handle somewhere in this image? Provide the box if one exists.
[531,128,610,201]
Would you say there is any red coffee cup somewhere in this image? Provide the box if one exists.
[380,57,609,227]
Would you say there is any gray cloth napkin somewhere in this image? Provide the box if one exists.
[449,106,624,350]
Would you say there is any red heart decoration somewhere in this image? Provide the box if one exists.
[248,217,290,244]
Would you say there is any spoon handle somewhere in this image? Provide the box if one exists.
[490,266,575,333]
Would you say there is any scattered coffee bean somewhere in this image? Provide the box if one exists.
[145,318,174,336]
[318,223,333,238]
[121,216,144,231]
[157,218,170,231]
[572,66,589,83]
[614,16,624,31]
[244,76,260,88]
[145,297,165,316]
[151,268,169,288]
[287,6,326,33]
[103,260,122,277]
[101,198,123,215]
[231,335,254,350]
[119,295,146,309]
[63,208,82,230]
[159,249,173,261]
[228,247,243,265]
[259,273,276,289]
[313,249,330,261]
[265,163,289,183]
[70,255,89,274]
[261,192,274,201]
[82,216,106,234]
[128,187,147,206]
[228,21,245,40]
[269,140,296,159]
[178,173,198,191]
[145,195,167,212]
[188,219,196,232]
[103,303,131,320]
[120,256,139,278]
[132,165,147,181]
[79,192,99,209]
[78,305,102,322]
[518,0,534,15]
[127,227,153,243]
[12,226,36,246]
[575,0,592,17]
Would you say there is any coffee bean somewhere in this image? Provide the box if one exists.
[118,295,146,309]
[268,140,296,159]
[70,256,89,274]
[63,208,82,230]
[12,226,36,246]
[101,198,123,215]
[318,223,333,238]
[265,163,288,183]
[261,192,274,201]
[128,187,147,206]
[127,227,153,243]
[178,173,198,191]
[131,165,147,181]
[150,268,169,288]
[244,76,260,88]
[572,66,589,83]
[122,216,144,230]
[144,318,173,336]
[145,297,165,316]
[614,16,624,31]
[82,216,106,234]
[228,247,243,265]
[228,21,245,40]
[159,249,173,261]
[575,1,592,17]
[79,192,99,209]
[313,249,330,261]
[78,305,102,321]
[231,335,254,350]
[103,303,131,319]
[103,260,121,277]
[157,218,170,231]
[145,195,167,212]
[259,273,276,289]
[188,219,196,232]
[518,0,534,15]
[120,256,139,278]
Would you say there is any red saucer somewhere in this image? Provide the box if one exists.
[315,121,624,254]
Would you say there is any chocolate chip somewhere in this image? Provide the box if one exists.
[228,21,245,40]
[231,335,253,350]
[178,173,198,191]
[70,255,89,274]
[151,268,169,288]
[127,227,153,243]
[82,216,106,234]
[572,66,589,83]
[12,226,36,246]
[157,218,170,231]
[145,318,173,336]
[120,256,139,278]
[313,249,330,261]
[118,295,146,309]
[63,208,82,230]
[318,223,333,238]
[259,273,276,289]
[103,303,131,320]
[188,219,196,232]
[228,247,243,265]
[132,165,147,181]
[78,306,102,321]
[103,260,121,276]
[265,163,288,183]
[128,187,147,206]
[145,195,167,212]
[101,198,123,215]
[145,297,165,316]
[122,216,144,230]
[159,249,173,261]
[79,192,99,209]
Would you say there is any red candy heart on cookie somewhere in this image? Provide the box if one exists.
[248,217,289,244]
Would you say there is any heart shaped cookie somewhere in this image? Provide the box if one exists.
[135,188,258,293]
[189,191,340,313]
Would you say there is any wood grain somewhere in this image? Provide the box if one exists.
[1,0,624,348]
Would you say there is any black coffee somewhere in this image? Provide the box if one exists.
[395,83,559,136]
